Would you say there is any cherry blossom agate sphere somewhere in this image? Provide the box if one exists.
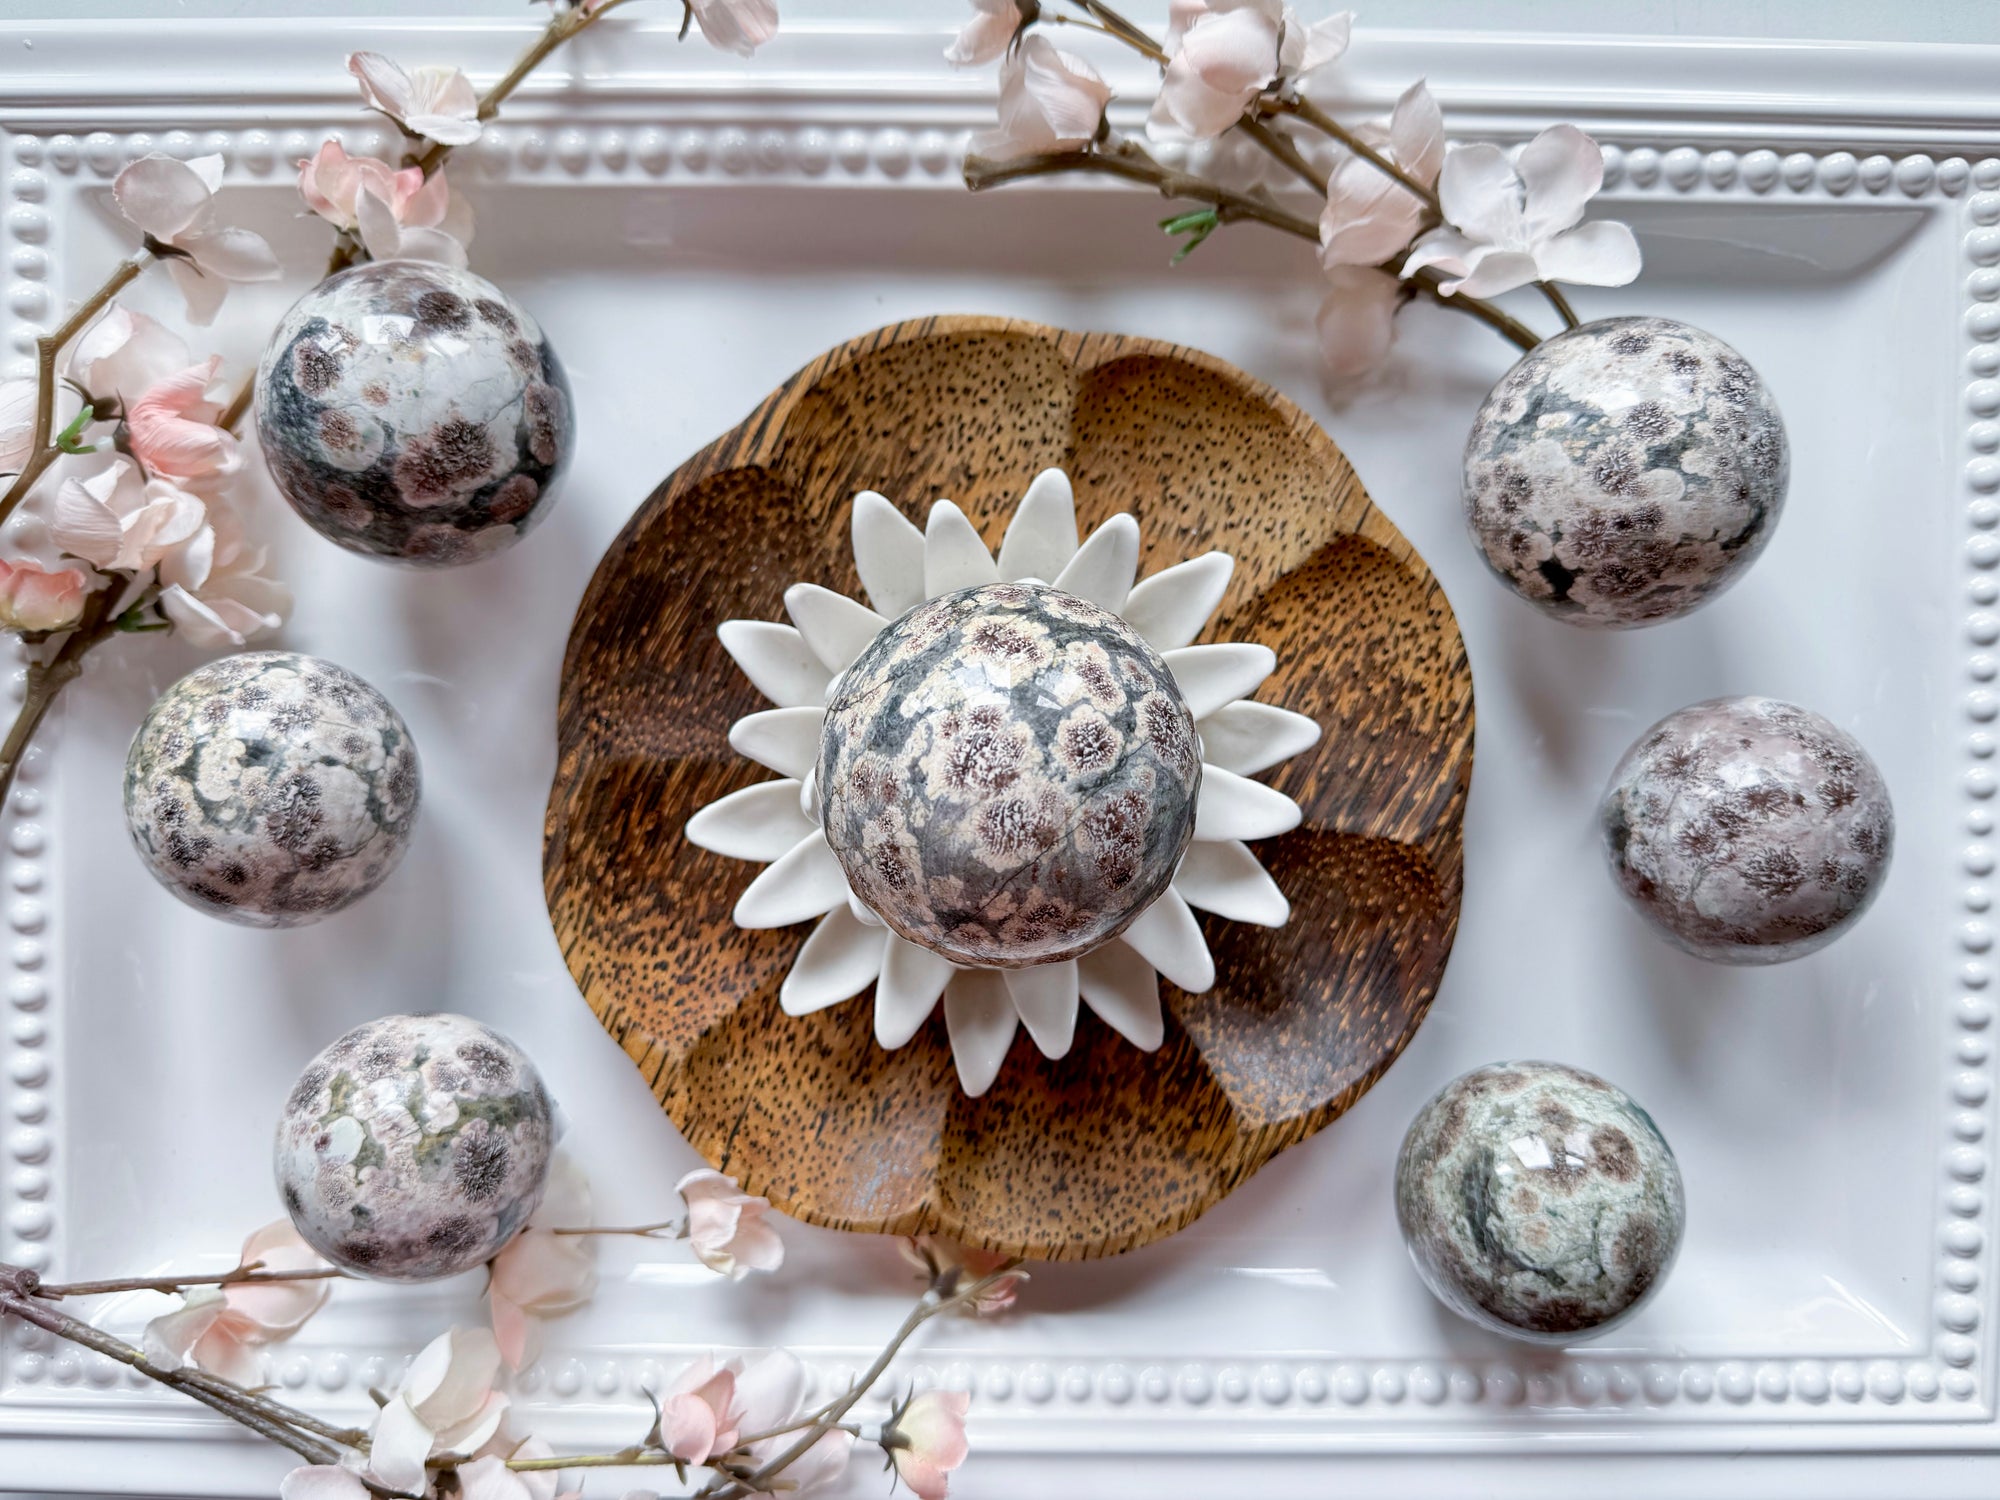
[1396,1062,1685,1343]
[254,260,572,567]
[819,581,1201,967]
[1599,695,1894,963]
[274,1013,554,1282]
[122,652,421,928]
[1463,316,1788,627]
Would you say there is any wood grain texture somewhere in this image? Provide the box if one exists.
[543,316,1474,1259]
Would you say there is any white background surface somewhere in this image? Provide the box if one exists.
[3,4,2000,1498]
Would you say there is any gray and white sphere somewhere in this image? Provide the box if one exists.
[820,581,1200,967]
[1463,316,1788,627]
[1395,1061,1685,1343]
[275,1013,555,1282]
[123,652,421,927]
[1599,695,1893,963]
[255,260,572,567]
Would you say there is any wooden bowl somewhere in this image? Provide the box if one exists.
[543,316,1474,1260]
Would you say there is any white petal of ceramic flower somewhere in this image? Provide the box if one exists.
[141,1287,226,1371]
[1175,839,1290,926]
[1077,942,1163,1050]
[728,706,826,781]
[780,906,885,1015]
[1320,156,1427,269]
[686,781,816,863]
[784,583,886,673]
[1516,123,1603,239]
[1051,511,1140,611]
[1315,265,1404,385]
[852,490,926,617]
[1162,642,1276,719]
[923,499,1000,597]
[348,52,482,145]
[1002,960,1079,1059]
[877,936,953,1048]
[1198,699,1322,775]
[1148,5,1280,145]
[1120,550,1233,650]
[1191,764,1302,841]
[1121,887,1216,994]
[995,467,1078,583]
[367,1396,434,1493]
[733,1347,808,1437]
[943,970,1019,1097]
[718,620,835,707]
[732,831,849,928]
[69,306,190,405]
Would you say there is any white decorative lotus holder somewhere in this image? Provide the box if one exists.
[685,469,1321,1096]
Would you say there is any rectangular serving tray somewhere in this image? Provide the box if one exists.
[6,9,2000,1496]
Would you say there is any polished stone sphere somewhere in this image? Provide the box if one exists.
[123,652,421,928]
[1463,316,1788,627]
[819,581,1201,967]
[255,260,572,567]
[1599,695,1894,963]
[1396,1061,1685,1343]
[274,1013,554,1282]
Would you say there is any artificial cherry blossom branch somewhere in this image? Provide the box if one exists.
[0,581,121,805]
[963,142,1541,352]
[0,253,148,527]
[31,1262,349,1301]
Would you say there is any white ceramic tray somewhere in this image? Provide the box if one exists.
[6,10,2000,1497]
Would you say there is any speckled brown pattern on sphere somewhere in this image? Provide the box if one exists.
[123,652,420,928]
[1600,695,1893,963]
[255,260,572,568]
[544,316,1475,1259]
[821,581,1199,967]
[1463,316,1788,627]
[274,1013,554,1282]
[1396,1061,1685,1343]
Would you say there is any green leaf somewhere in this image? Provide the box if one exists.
[1158,207,1221,265]
[55,404,96,455]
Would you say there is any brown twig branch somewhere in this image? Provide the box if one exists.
[0,581,122,811]
[0,254,147,528]
[34,1263,348,1301]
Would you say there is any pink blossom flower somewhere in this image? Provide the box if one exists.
[0,559,88,633]
[279,1468,369,1500]
[975,36,1111,160]
[51,458,208,576]
[488,1155,598,1370]
[348,52,482,145]
[882,1390,970,1500]
[455,1437,580,1500]
[946,0,1025,66]
[730,1349,853,1495]
[1318,80,1443,270]
[678,1168,784,1280]
[658,1355,740,1464]
[687,0,780,57]
[157,487,289,648]
[0,378,38,473]
[126,356,238,487]
[898,1236,1025,1316]
[112,154,280,325]
[67,306,191,410]
[1401,124,1641,297]
[296,140,474,266]
[139,1221,333,1387]
[1315,264,1404,385]
[1148,1,1351,145]
[368,1327,510,1494]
